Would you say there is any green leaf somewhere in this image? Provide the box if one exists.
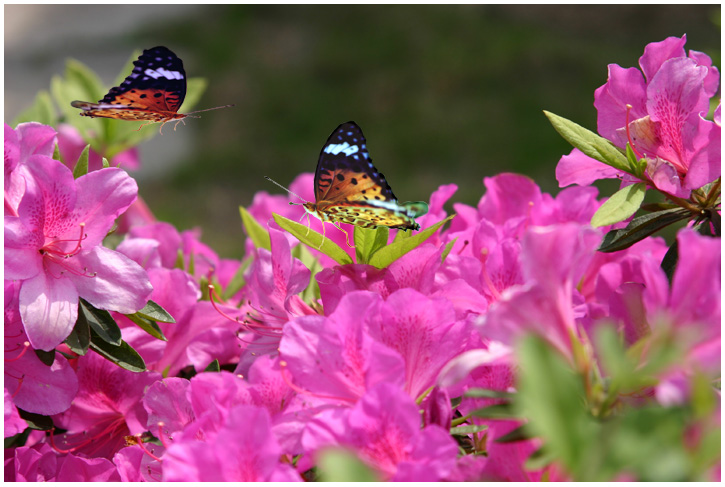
[273,213,353,266]
[464,388,516,399]
[33,349,55,366]
[441,237,458,262]
[204,359,221,372]
[179,78,208,113]
[494,424,531,443]
[101,157,110,168]
[66,58,106,103]
[134,300,176,323]
[291,243,323,303]
[515,335,597,477]
[52,142,61,163]
[316,448,380,482]
[544,111,630,172]
[72,144,91,179]
[65,314,91,356]
[525,446,558,471]
[598,207,690,252]
[79,298,122,346]
[12,90,56,126]
[450,424,488,436]
[590,183,646,228]
[239,206,271,250]
[471,403,519,419]
[660,239,679,283]
[125,314,167,341]
[354,225,389,264]
[17,409,54,431]
[89,328,146,372]
[5,429,32,449]
[368,214,455,269]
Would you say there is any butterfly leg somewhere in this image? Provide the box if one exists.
[318,221,326,250]
[173,119,186,131]
[135,121,156,132]
[333,222,355,248]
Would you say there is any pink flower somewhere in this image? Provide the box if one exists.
[13,443,121,481]
[57,123,140,172]
[162,404,301,481]
[236,227,317,354]
[558,35,720,196]
[279,291,406,405]
[480,223,602,360]
[4,388,26,438]
[116,268,242,376]
[50,352,161,459]
[4,281,78,416]
[4,122,57,215]
[4,155,152,350]
[302,383,458,481]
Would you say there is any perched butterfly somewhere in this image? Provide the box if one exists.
[70,46,232,132]
[268,121,428,239]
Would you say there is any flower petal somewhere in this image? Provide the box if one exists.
[66,246,152,314]
[19,271,78,351]
[72,168,138,248]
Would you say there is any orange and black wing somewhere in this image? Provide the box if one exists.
[71,46,186,120]
[314,122,399,206]
[312,122,426,230]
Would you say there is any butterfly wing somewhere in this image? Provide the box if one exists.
[313,121,425,230]
[71,46,187,120]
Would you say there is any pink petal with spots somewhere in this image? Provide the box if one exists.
[371,288,470,398]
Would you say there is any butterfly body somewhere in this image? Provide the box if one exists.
[71,46,231,130]
[305,122,428,231]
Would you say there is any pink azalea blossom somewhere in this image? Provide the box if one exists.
[558,35,720,196]
[162,404,301,481]
[302,383,458,481]
[4,389,26,438]
[13,442,121,481]
[50,352,161,460]
[56,123,140,172]
[116,267,242,376]
[480,223,602,360]
[4,155,152,350]
[4,281,78,416]
[279,291,406,405]
[4,122,57,215]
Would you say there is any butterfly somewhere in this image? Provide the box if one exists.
[269,121,428,238]
[70,46,232,132]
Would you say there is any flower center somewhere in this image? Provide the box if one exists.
[40,223,97,278]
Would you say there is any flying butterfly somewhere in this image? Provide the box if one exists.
[267,121,428,245]
[70,46,233,132]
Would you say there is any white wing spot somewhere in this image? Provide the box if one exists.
[144,68,183,80]
[324,142,359,156]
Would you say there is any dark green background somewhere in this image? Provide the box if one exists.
[8,5,722,257]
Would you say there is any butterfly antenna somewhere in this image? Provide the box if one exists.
[185,104,235,115]
[264,176,307,204]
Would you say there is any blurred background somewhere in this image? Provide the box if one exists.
[5,5,721,258]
